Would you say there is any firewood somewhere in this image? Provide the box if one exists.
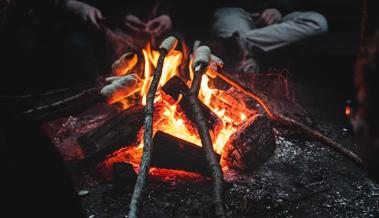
[221,114,276,171]
[77,105,144,166]
[161,76,223,136]
[151,131,220,176]
[128,36,178,218]
[213,69,364,167]
[185,46,226,218]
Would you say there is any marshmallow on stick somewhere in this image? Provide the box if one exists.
[192,46,211,70]
[112,52,138,76]
[101,74,143,104]
[159,36,179,54]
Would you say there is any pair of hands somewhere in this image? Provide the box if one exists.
[123,14,172,38]
[253,8,282,27]
[64,0,172,37]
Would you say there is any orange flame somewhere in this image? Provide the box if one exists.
[105,42,257,170]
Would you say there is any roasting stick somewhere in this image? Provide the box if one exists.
[213,69,364,167]
[186,46,226,218]
[23,87,100,115]
[128,36,178,218]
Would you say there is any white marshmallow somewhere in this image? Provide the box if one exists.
[159,36,178,54]
[100,74,142,100]
[192,46,211,70]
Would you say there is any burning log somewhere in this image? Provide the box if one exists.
[208,91,255,124]
[221,114,276,171]
[128,36,178,218]
[185,46,226,218]
[77,105,144,166]
[161,76,223,136]
[151,131,220,176]
[213,69,364,167]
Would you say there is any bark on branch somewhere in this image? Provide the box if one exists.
[185,46,226,218]
[128,36,178,218]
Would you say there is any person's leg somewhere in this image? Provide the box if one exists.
[243,11,328,52]
[210,7,255,38]
[210,7,261,73]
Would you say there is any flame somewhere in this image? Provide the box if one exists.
[106,42,256,170]
[140,43,182,105]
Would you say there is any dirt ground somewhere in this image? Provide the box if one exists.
[46,81,379,218]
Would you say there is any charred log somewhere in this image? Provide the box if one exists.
[221,114,276,171]
[77,105,144,166]
[213,70,364,167]
[151,131,220,176]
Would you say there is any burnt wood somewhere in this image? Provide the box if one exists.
[77,105,144,165]
[221,114,276,171]
[151,131,220,176]
[214,70,363,167]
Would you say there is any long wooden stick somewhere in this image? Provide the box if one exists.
[128,37,178,218]
[186,46,226,218]
[23,87,99,115]
[214,70,364,167]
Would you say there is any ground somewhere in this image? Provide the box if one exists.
[46,81,379,218]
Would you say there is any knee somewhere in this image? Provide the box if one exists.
[302,12,328,33]
[213,7,246,19]
[211,7,251,37]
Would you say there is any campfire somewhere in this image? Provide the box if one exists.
[95,37,272,171]
[79,36,278,217]
[27,36,364,218]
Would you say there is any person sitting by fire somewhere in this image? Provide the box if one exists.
[0,0,174,91]
[57,0,174,62]
[209,0,328,73]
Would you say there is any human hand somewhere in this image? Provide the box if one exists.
[254,8,282,27]
[147,14,172,37]
[123,14,148,35]
[65,0,105,30]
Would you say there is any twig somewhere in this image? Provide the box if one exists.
[1,80,99,100]
[23,87,100,115]
[214,70,364,167]
[128,36,178,218]
[186,46,226,218]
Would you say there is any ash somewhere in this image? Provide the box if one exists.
[77,121,378,218]
[74,84,379,218]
